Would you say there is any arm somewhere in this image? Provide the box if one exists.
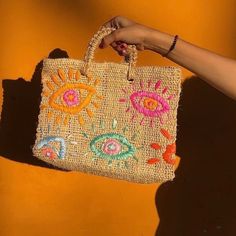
[100,16,236,100]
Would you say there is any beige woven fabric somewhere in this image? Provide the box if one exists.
[33,28,182,184]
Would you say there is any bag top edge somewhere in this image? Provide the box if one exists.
[42,58,182,72]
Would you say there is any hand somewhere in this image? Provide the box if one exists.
[99,16,157,56]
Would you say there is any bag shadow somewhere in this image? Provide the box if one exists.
[0,48,69,169]
[155,77,236,236]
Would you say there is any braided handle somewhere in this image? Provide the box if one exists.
[81,27,138,81]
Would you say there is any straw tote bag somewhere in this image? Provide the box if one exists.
[33,27,182,184]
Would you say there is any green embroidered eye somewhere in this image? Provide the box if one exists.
[89,133,136,160]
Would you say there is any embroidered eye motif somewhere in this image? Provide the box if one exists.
[36,136,66,159]
[40,69,104,126]
[90,133,135,160]
[49,83,96,114]
[130,91,170,117]
[119,79,175,126]
[81,118,141,168]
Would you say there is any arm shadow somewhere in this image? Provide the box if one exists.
[155,77,236,236]
[0,49,69,170]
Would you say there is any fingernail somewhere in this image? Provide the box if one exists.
[121,49,127,55]
[120,44,127,49]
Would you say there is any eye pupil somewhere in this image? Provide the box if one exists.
[108,144,115,150]
[63,89,79,106]
[143,97,159,111]
[102,138,122,155]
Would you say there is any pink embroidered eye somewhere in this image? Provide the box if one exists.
[130,91,170,117]
[63,89,79,106]
[119,79,175,126]
[102,138,122,155]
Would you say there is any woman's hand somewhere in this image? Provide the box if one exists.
[99,16,161,56]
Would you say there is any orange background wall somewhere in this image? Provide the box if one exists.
[0,1,235,236]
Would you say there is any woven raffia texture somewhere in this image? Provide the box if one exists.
[33,57,182,184]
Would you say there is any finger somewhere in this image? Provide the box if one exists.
[102,17,114,28]
[111,42,118,48]
[111,43,126,55]
[119,43,128,50]
[99,29,122,48]
[102,16,119,29]
[102,21,112,28]
[108,42,128,56]
[118,49,128,56]
[136,44,145,51]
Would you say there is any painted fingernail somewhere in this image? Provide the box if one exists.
[121,49,127,55]
[120,44,127,49]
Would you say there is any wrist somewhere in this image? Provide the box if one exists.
[144,29,175,55]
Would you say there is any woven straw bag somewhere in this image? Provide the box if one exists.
[33,27,182,184]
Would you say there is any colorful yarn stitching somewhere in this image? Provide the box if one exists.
[130,91,170,117]
[119,79,175,126]
[41,69,104,126]
[90,133,136,160]
[147,129,176,165]
[63,89,79,106]
[102,138,122,155]
[163,143,176,165]
[49,83,96,114]
[36,136,66,159]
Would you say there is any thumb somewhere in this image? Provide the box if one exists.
[99,29,122,49]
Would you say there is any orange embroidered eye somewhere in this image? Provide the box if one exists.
[41,69,104,126]
[49,83,96,114]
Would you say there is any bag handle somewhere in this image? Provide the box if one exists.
[81,27,138,81]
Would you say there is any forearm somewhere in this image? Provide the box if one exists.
[147,30,236,100]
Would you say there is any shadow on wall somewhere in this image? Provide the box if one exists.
[156,78,236,236]
[0,49,69,169]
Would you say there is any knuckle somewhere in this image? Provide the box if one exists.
[113,30,121,40]
[103,37,109,45]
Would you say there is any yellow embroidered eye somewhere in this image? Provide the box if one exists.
[40,69,104,126]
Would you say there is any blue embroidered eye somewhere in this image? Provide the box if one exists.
[89,133,136,160]
[36,136,66,159]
